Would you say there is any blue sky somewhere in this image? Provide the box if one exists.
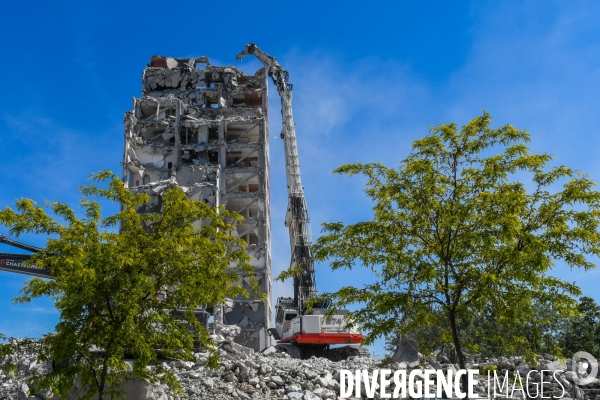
[1,1,600,357]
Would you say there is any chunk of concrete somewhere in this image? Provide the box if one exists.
[392,336,419,363]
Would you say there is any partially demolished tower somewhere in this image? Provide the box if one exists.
[122,55,272,351]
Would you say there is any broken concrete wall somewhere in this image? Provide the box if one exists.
[123,55,273,351]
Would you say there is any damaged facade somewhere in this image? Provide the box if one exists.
[122,55,272,351]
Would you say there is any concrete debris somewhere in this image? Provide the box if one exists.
[4,338,600,400]
[392,336,419,363]
[124,53,273,352]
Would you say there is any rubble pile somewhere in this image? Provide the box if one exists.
[2,329,600,400]
[427,354,600,400]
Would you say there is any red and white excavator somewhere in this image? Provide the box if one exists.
[237,44,370,361]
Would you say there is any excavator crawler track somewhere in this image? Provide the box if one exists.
[276,343,302,359]
[324,345,371,361]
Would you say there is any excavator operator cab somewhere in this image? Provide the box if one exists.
[275,305,297,325]
[273,297,299,339]
[275,307,296,324]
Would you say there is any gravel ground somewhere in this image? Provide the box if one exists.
[2,328,600,400]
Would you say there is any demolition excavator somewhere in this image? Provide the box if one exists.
[236,44,370,361]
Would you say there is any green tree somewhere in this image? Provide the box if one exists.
[384,293,564,361]
[312,112,600,388]
[460,291,566,358]
[0,171,256,400]
[559,296,600,358]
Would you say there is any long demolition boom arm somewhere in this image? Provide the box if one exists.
[236,44,319,313]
